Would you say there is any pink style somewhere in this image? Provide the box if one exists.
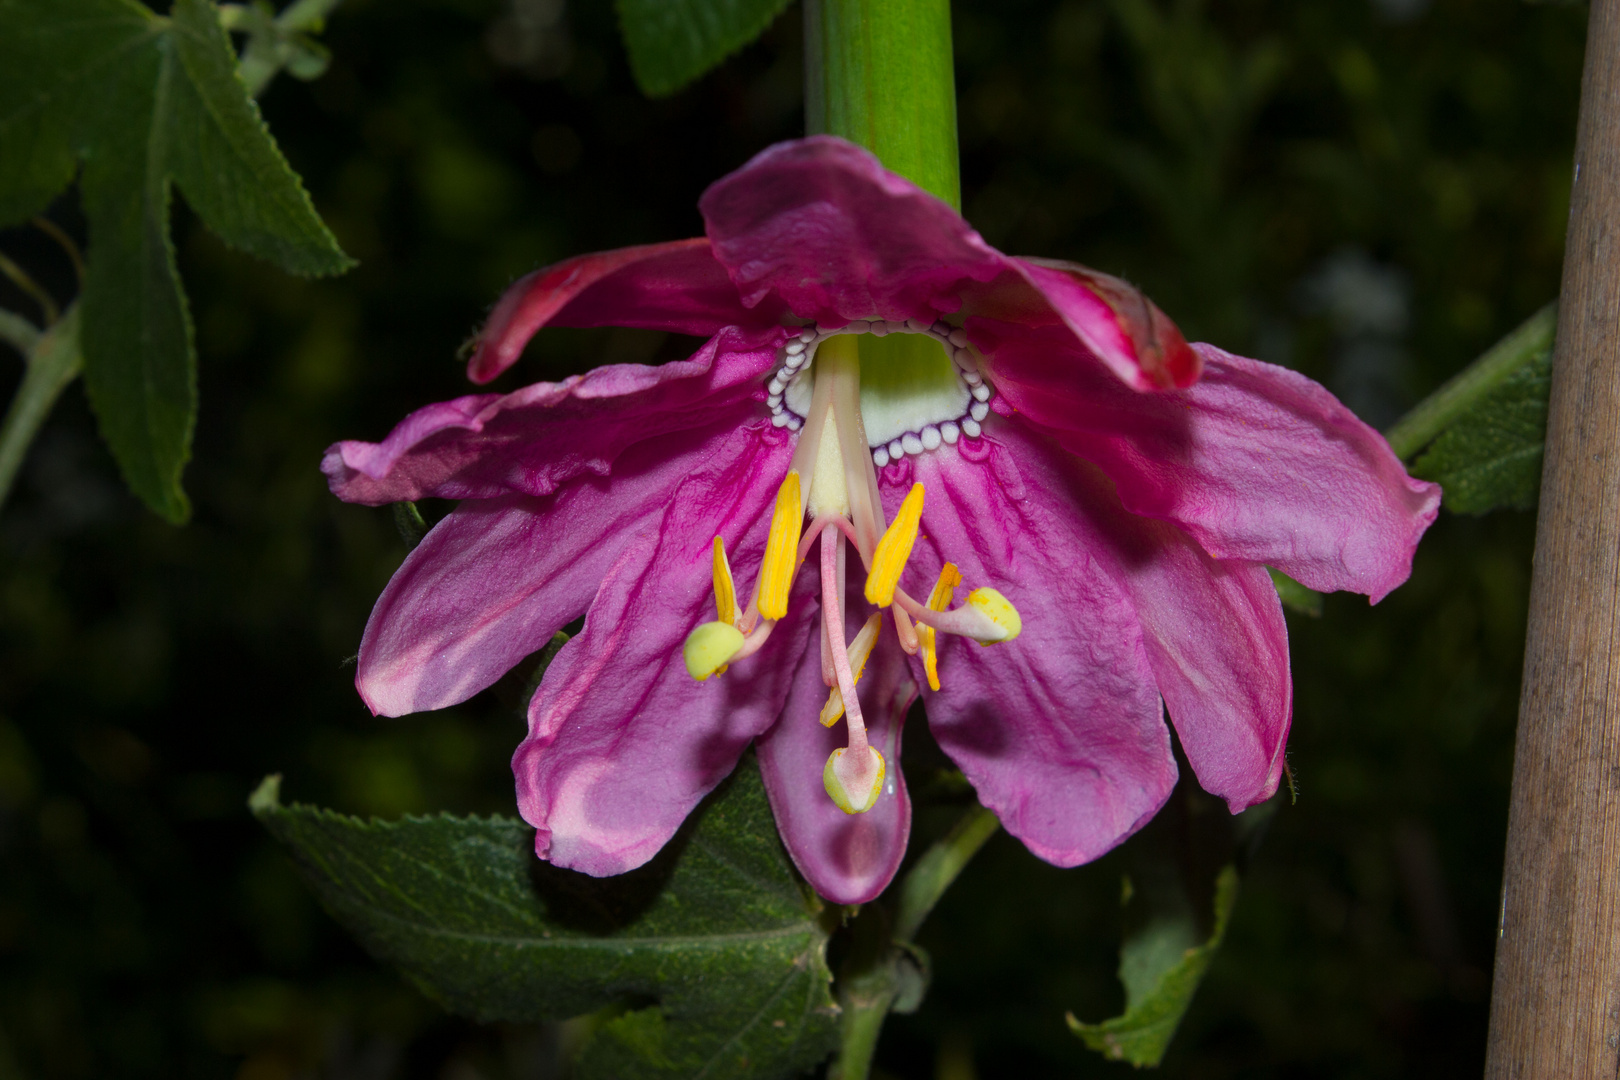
[321,136,1440,905]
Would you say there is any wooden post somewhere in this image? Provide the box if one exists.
[1484,2,1620,1075]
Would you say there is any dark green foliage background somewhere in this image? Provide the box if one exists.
[0,0,1580,1076]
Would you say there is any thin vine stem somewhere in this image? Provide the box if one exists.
[0,305,82,513]
[0,251,59,327]
[0,310,40,356]
[1383,301,1557,460]
[832,978,900,1080]
[32,216,84,286]
[893,802,1000,944]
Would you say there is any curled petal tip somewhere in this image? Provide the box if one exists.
[1020,258,1203,390]
[1080,271,1201,390]
[824,746,886,814]
[967,588,1021,643]
[683,621,745,680]
[464,238,730,383]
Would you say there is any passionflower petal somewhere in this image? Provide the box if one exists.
[326,135,1440,906]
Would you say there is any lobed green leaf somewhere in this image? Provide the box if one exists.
[1067,865,1239,1067]
[251,756,839,1079]
[616,0,794,97]
[1068,782,1271,1068]
[0,0,353,522]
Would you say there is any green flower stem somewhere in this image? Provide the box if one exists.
[806,2,968,1073]
[832,803,1000,1080]
[1383,301,1557,460]
[803,0,961,209]
[831,973,900,1080]
[892,801,1000,943]
[0,305,82,513]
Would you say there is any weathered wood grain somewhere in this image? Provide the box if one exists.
[1484,3,1620,1075]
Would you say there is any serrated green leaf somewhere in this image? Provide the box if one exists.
[1068,782,1270,1068]
[251,757,839,1080]
[1411,343,1550,515]
[1068,865,1239,1067]
[0,0,353,522]
[616,0,794,97]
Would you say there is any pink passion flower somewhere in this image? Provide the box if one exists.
[322,136,1440,904]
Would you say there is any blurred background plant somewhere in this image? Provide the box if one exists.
[0,0,1581,1075]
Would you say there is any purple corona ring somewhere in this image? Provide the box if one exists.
[323,137,1440,904]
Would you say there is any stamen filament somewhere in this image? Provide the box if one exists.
[729,615,779,662]
[821,599,835,688]
[800,513,864,687]
[894,584,1022,644]
[835,524,848,670]
[821,525,885,815]
[821,526,867,753]
[821,612,883,727]
[797,513,863,567]
[893,606,920,655]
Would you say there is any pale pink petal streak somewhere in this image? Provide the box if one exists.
[515,425,812,878]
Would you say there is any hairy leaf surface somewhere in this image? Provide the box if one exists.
[252,757,839,1079]
[1412,344,1550,515]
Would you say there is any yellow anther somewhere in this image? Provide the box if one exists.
[967,588,1022,643]
[864,483,925,607]
[823,746,886,814]
[683,621,745,681]
[927,563,964,611]
[919,563,963,691]
[712,536,739,626]
[758,471,803,621]
[820,613,883,727]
